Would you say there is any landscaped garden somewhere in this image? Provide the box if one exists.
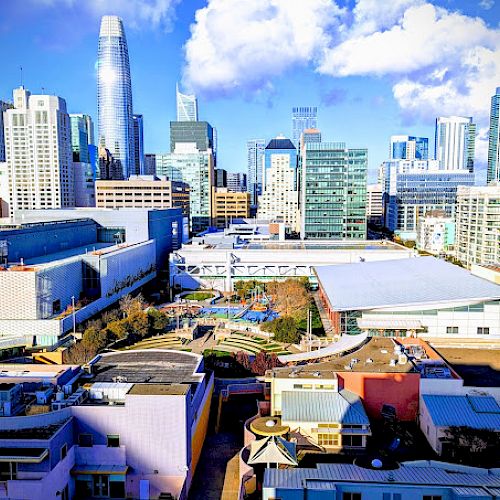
[182,291,214,301]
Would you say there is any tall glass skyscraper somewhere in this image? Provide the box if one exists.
[133,114,144,175]
[292,107,317,147]
[176,83,198,122]
[435,116,475,172]
[487,87,500,184]
[246,139,266,205]
[390,135,428,160]
[97,15,135,179]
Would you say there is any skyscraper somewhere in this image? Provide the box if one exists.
[170,121,214,153]
[246,139,265,205]
[227,172,247,192]
[0,100,13,162]
[176,83,198,121]
[487,87,500,184]
[3,86,74,215]
[97,15,135,179]
[69,114,94,163]
[292,107,317,147]
[133,114,144,175]
[435,116,476,171]
[390,135,428,160]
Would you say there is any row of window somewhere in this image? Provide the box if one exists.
[78,433,120,448]
[446,326,489,335]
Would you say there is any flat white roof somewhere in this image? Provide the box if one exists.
[315,257,500,311]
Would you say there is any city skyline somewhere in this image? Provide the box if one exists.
[0,1,499,183]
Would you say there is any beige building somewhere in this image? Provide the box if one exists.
[96,176,190,215]
[455,184,500,268]
[212,188,250,228]
[367,183,383,225]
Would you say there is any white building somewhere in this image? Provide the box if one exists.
[3,86,74,216]
[455,185,500,268]
[176,83,198,122]
[435,116,476,171]
[257,137,300,232]
[416,211,455,255]
[0,100,12,162]
[367,183,383,225]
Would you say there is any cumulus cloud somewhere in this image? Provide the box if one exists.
[183,0,500,145]
[479,0,494,10]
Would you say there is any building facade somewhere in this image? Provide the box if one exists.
[0,100,12,162]
[367,184,383,225]
[246,139,266,205]
[97,15,135,179]
[144,153,156,176]
[416,211,455,255]
[435,116,476,171]
[170,121,213,153]
[455,185,500,268]
[176,83,198,122]
[132,114,144,175]
[212,188,250,229]
[300,142,367,239]
[390,135,428,160]
[258,137,299,232]
[227,172,247,192]
[96,176,189,215]
[215,168,227,188]
[487,87,500,184]
[292,106,317,147]
[3,86,74,216]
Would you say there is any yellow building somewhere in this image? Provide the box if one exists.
[212,188,250,228]
[96,176,189,215]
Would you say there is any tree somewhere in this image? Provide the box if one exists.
[66,340,97,364]
[234,351,251,371]
[148,308,169,334]
[267,279,309,319]
[119,293,146,318]
[443,426,500,465]
[262,316,302,344]
[250,352,282,376]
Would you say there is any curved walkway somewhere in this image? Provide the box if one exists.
[277,331,369,363]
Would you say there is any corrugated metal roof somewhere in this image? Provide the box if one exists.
[263,462,500,490]
[315,257,500,311]
[423,394,500,429]
[452,487,490,497]
[281,390,369,425]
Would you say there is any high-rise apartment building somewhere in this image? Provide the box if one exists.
[381,159,474,238]
[69,114,94,163]
[170,121,214,153]
[212,188,250,228]
[97,15,135,179]
[215,168,227,188]
[3,86,74,215]
[132,114,144,175]
[455,185,500,267]
[435,116,476,171]
[300,142,367,239]
[367,184,384,226]
[292,107,317,147]
[176,83,198,122]
[487,87,500,184]
[227,172,247,192]
[246,139,266,205]
[144,153,156,176]
[0,100,13,162]
[258,137,299,231]
[416,210,455,256]
[390,135,428,160]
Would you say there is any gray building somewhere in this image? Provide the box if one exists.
[487,87,500,184]
[292,106,317,147]
[227,172,247,192]
[246,139,266,205]
[0,100,13,162]
[132,114,144,175]
[215,168,227,188]
[170,121,214,153]
[144,153,156,176]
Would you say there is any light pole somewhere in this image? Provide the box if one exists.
[71,296,76,337]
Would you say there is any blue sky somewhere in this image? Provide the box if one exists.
[0,0,499,183]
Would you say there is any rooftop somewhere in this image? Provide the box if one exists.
[423,394,500,429]
[266,138,296,150]
[127,383,190,396]
[0,420,69,440]
[315,257,500,311]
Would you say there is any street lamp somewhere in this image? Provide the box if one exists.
[71,295,76,337]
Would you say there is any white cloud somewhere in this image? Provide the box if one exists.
[479,0,494,10]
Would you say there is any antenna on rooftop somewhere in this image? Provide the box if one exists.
[19,66,23,87]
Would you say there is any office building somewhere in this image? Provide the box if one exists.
[416,210,455,255]
[156,144,214,233]
[381,159,474,238]
[0,162,8,217]
[98,146,122,180]
[176,83,198,122]
[3,86,74,216]
[69,114,94,163]
[97,15,135,178]
[301,128,321,146]
[258,137,299,232]
[227,172,247,192]
[212,188,250,229]
[96,176,189,215]
[315,257,500,339]
[132,113,144,175]
[435,116,476,171]
[215,168,227,188]
[0,208,183,345]
[300,142,367,239]
[144,153,156,176]
[390,134,428,160]
[246,139,266,205]
[292,106,317,147]
[0,100,13,162]
[487,87,500,184]
[455,185,500,268]
[366,183,383,225]
[0,349,213,499]
[170,121,213,153]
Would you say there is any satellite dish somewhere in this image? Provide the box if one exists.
[265,419,276,428]
[371,459,383,469]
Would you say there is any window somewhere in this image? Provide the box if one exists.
[477,327,489,335]
[317,434,340,446]
[423,496,442,500]
[446,326,459,334]
[78,433,93,447]
[0,462,17,481]
[343,435,363,447]
[107,434,120,447]
[383,495,402,500]
[60,443,67,460]
[343,494,362,500]
[52,299,61,314]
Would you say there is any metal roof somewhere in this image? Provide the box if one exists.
[266,138,296,150]
[315,257,500,311]
[423,394,500,429]
[281,389,369,425]
[264,462,500,490]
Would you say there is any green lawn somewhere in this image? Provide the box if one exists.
[183,292,214,301]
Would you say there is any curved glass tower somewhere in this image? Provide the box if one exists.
[97,15,134,179]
